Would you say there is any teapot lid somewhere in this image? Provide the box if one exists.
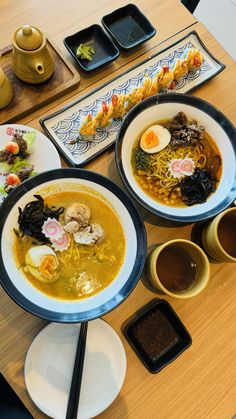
[15,25,43,50]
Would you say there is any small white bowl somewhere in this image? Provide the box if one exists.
[116,93,236,222]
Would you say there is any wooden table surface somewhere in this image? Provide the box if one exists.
[0,0,196,125]
[0,1,236,418]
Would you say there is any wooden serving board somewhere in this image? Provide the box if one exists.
[0,40,80,124]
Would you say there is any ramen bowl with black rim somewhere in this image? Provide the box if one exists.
[0,169,146,323]
[115,93,236,223]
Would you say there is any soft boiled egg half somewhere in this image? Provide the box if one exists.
[140,125,171,153]
[25,245,59,283]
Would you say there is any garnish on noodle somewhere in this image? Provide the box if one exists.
[42,218,64,241]
[17,195,64,242]
[168,158,183,178]
[180,168,216,206]
[51,232,70,252]
[168,157,195,178]
[179,158,195,176]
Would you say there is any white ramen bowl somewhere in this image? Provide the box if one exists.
[0,169,146,322]
[116,93,236,222]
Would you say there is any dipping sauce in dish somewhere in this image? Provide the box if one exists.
[124,299,192,373]
[156,245,197,292]
[109,16,147,48]
[132,309,179,360]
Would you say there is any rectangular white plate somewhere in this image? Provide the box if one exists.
[40,31,225,167]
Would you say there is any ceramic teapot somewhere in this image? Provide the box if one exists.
[12,25,54,84]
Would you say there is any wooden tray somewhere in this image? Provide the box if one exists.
[0,40,80,124]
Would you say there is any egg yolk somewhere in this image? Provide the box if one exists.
[39,255,58,280]
[141,131,159,149]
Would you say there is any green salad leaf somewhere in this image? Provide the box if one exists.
[0,161,11,172]
[23,131,36,151]
[0,185,7,196]
[0,157,33,174]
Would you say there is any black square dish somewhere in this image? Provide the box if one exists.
[123,299,192,373]
[102,4,156,50]
[63,24,120,72]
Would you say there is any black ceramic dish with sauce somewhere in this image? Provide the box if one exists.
[123,299,192,373]
[63,24,120,72]
[102,4,156,50]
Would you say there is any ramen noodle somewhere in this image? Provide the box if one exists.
[131,112,222,207]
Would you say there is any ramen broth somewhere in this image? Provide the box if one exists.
[14,192,126,300]
[131,116,222,207]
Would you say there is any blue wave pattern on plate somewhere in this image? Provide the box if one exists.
[51,41,212,159]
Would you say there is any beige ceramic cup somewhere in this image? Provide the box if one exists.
[0,68,13,109]
[202,207,236,262]
[147,239,210,299]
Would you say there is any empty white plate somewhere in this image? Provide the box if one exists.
[24,319,126,419]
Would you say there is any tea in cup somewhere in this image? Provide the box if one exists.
[202,207,236,262]
[147,239,210,299]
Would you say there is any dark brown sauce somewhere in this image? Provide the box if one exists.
[132,309,179,360]
[217,212,236,258]
[156,245,197,292]
[109,16,146,47]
